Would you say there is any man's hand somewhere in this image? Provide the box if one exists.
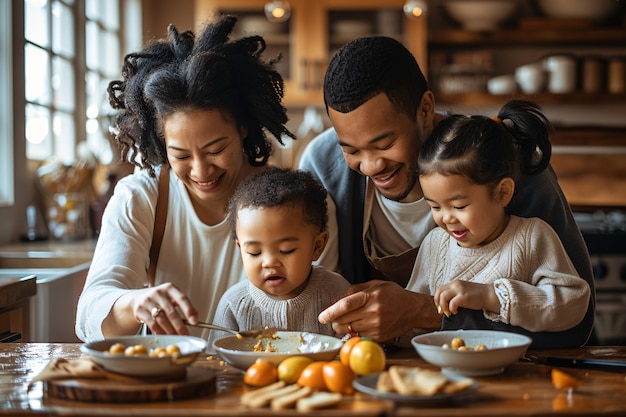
[318,280,440,343]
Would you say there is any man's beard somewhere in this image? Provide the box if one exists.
[379,167,419,202]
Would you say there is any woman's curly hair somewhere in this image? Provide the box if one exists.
[107,15,295,176]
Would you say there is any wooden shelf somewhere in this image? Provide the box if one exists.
[551,127,626,146]
[429,27,626,47]
[435,92,626,106]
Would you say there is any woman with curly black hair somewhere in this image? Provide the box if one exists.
[76,15,295,342]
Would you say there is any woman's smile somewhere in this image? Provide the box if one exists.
[191,173,223,192]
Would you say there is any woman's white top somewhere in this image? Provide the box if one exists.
[75,167,246,342]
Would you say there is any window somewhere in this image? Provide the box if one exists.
[0,0,13,206]
[85,0,123,165]
[23,0,139,166]
[24,0,78,164]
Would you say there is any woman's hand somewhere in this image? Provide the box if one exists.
[434,281,499,317]
[317,280,440,343]
[103,282,199,337]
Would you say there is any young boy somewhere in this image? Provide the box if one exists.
[207,167,351,349]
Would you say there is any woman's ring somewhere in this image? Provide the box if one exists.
[151,306,162,319]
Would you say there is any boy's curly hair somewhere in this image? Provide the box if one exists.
[227,167,328,239]
[107,15,295,176]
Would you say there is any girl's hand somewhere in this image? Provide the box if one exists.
[434,281,499,317]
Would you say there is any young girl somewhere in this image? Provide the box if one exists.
[406,100,590,333]
[207,167,350,348]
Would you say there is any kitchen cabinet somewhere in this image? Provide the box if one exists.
[0,275,36,342]
[195,0,427,106]
[426,2,626,107]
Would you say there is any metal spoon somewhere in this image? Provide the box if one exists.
[182,319,279,338]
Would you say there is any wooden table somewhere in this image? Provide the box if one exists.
[1,343,625,416]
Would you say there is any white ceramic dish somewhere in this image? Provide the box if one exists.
[411,330,532,377]
[81,335,207,377]
[538,0,619,21]
[487,74,516,95]
[353,372,478,403]
[444,0,519,31]
[213,331,342,370]
[332,20,373,36]
[237,16,285,35]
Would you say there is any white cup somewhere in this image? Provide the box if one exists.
[515,63,545,94]
[487,74,516,95]
[544,55,577,94]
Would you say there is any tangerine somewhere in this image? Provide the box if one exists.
[323,360,356,394]
[339,336,362,367]
[296,361,327,391]
[243,359,278,387]
[551,368,580,390]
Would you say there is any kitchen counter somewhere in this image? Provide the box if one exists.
[0,239,95,342]
[0,239,96,268]
[2,343,625,416]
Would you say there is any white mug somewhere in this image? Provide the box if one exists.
[544,55,577,94]
[515,62,545,94]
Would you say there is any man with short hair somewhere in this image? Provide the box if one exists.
[300,36,594,348]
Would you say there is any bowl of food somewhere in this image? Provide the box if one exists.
[411,330,532,377]
[213,331,343,370]
[81,335,207,377]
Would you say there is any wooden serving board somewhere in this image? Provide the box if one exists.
[45,367,217,403]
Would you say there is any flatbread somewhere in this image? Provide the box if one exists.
[296,391,342,412]
[376,371,396,393]
[387,365,462,396]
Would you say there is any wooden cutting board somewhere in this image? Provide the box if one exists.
[45,367,217,403]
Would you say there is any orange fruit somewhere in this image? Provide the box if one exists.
[551,368,580,390]
[243,359,278,387]
[348,339,386,376]
[296,361,327,391]
[323,360,356,394]
[277,355,313,384]
[339,336,362,367]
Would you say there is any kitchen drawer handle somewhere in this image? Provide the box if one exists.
[0,331,21,342]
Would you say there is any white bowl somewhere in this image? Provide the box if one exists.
[487,74,517,95]
[213,331,342,370]
[237,16,286,35]
[332,20,374,36]
[81,335,207,377]
[538,0,619,21]
[411,330,532,377]
[444,0,519,31]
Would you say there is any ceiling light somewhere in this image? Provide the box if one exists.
[264,1,291,22]
[404,0,428,19]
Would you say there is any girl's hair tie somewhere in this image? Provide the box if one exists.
[492,115,514,129]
